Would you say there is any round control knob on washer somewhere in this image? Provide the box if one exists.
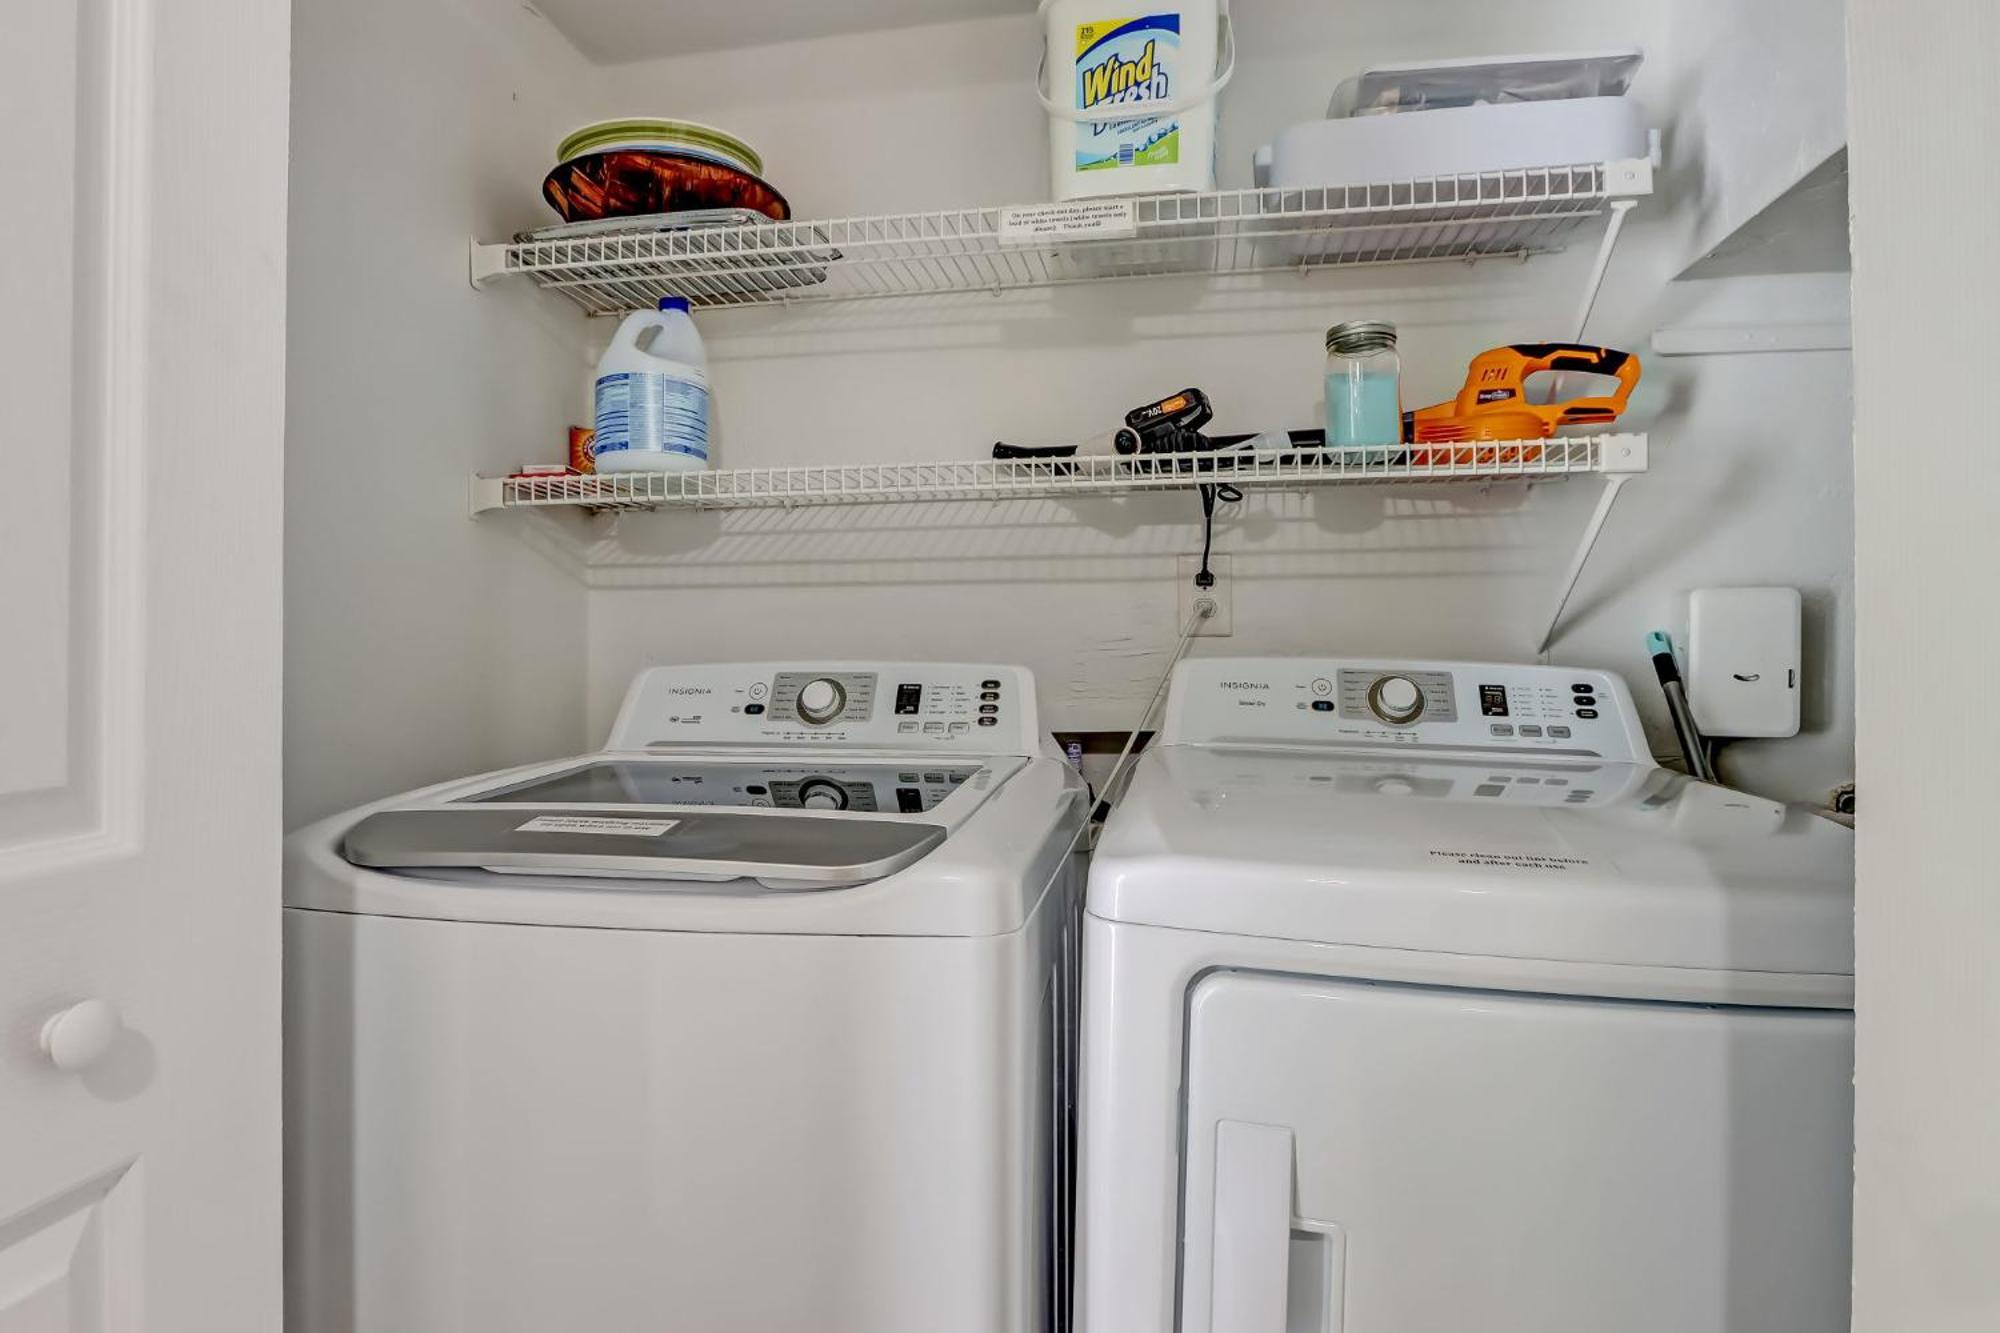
[1366,675,1426,726]
[797,779,848,811]
[1373,777,1416,796]
[795,678,846,725]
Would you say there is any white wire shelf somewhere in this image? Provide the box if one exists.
[470,435,1647,514]
[472,160,1653,315]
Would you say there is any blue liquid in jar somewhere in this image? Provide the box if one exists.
[1326,370,1402,455]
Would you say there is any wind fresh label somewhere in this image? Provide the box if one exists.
[1073,14,1182,171]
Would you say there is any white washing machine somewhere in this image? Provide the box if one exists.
[1076,658,1854,1333]
[285,662,1086,1333]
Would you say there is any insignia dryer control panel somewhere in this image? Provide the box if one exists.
[1162,658,1652,762]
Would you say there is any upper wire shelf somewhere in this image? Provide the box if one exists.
[471,159,1654,315]
[470,435,1648,514]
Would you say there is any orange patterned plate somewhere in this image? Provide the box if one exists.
[542,151,791,224]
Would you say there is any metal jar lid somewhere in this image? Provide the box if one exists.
[1326,320,1398,355]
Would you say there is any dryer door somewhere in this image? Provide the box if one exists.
[1179,971,1852,1333]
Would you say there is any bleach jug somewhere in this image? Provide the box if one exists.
[593,296,710,473]
[1037,0,1234,200]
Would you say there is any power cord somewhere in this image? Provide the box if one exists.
[1084,597,1218,828]
[1194,479,1241,589]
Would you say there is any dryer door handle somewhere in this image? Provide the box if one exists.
[1207,1120,1296,1333]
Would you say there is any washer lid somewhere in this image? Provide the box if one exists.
[345,808,946,891]
[339,756,999,891]
[290,749,1084,937]
[1089,747,1853,979]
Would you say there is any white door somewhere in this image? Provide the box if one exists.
[0,0,288,1328]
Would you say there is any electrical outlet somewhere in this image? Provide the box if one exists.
[1177,555,1232,636]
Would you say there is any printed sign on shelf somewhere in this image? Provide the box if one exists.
[998,199,1140,246]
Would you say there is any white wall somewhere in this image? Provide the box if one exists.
[1849,2,2000,1328]
[559,1,1854,805]
[1664,0,1849,276]
[284,0,598,826]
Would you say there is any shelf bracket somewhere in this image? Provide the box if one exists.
[1537,471,1631,658]
[468,239,510,290]
[469,475,506,515]
[1605,152,1657,200]
[1572,198,1637,342]
[1533,183,1644,654]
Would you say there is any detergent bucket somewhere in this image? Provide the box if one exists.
[1038,0,1233,201]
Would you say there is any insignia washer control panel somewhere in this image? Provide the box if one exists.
[770,671,877,726]
[606,663,1039,754]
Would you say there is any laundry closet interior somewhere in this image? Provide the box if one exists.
[278,0,1858,1330]
[286,0,1851,826]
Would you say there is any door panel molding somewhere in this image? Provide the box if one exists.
[0,1161,141,1332]
[0,0,150,876]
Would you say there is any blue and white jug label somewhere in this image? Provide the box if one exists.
[594,365,710,461]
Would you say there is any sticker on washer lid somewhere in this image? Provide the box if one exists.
[1427,849,1593,872]
[515,815,680,837]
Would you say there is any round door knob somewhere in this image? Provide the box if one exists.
[39,999,122,1073]
[1367,675,1426,726]
[795,678,846,725]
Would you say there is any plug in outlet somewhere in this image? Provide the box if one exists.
[1177,555,1232,635]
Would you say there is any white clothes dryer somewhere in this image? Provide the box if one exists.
[1076,658,1853,1333]
[286,663,1086,1333]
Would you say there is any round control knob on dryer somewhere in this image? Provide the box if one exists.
[1374,778,1416,796]
[795,678,846,725]
[1367,675,1426,726]
[798,780,848,811]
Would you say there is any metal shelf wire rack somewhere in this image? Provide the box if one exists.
[470,435,1647,514]
[471,160,1653,315]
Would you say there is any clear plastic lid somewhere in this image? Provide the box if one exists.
[1330,49,1643,118]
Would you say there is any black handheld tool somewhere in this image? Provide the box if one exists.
[1122,388,1214,453]
[993,388,1216,460]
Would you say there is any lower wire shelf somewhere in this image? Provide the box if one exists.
[470,435,1647,514]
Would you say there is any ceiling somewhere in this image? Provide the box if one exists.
[532,0,1036,63]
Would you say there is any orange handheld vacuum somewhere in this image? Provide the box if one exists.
[1404,343,1640,464]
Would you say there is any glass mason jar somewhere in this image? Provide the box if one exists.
[1325,320,1403,461]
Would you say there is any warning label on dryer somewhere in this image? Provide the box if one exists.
[516,815,679,837]
[1427,849,1593,872]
